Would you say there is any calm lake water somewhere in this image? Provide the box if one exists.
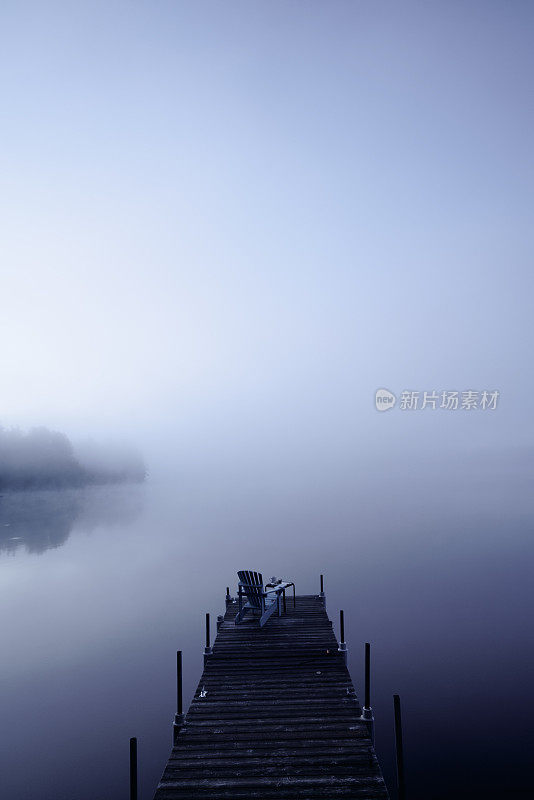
[1,452,532,799]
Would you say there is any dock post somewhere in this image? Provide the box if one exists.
[225,586,232,606]
[361,642,375,743]
[204,613,213,664]
[394,694,406,800]
[217,614,224,630]
[129,737,138,800]
[319,574,326,605]
[337,609,348,665]
[173,650,185,744]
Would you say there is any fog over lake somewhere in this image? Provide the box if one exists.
[1,445,532,799]
[1,2,533,799]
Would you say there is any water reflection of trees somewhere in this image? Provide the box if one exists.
[0,485,144,555]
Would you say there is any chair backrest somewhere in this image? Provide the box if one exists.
[237,570,264,610]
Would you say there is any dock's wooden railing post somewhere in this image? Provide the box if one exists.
[129,737,138,800]
[225,586,232,606]
[173,650,185,744]
[319,573,325,605]
[337,608,348,665]
[217,614,224,630]
[394,694,406,800]
[361,642,375,743]
[204,613,213,664]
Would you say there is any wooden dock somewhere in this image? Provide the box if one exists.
[153,593,389,799]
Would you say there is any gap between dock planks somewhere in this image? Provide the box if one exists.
[153,594,389,799]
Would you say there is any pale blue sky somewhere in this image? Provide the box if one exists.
[1,2,533,462]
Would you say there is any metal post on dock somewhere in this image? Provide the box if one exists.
[338,609,348,665]
[393,694,406,800]
[319,573,325,605]
[129,737,138,800]
[360,642,374,743]
[173,650,184,744]
[225,586,232,606]
[204,612,213,664]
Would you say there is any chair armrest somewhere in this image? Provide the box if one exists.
[239,582,282,597]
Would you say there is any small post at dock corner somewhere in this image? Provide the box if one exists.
[129,737,138,800]
[360,642,375,744]
[319,574,326,605]
[173,650,185,745]
[393,694,406,800]
[225,586,232,606]
[338,609,348,665]
[217,614,224,631]
[204,612,213,664]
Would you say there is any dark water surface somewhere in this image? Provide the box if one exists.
[1,455,532,799]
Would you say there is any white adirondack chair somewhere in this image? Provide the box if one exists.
[235,570,284,627]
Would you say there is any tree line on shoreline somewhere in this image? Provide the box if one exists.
[0,426,146,491]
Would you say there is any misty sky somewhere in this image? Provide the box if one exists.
[2,2,533,466]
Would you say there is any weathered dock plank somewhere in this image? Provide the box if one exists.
[154,594,389,799]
